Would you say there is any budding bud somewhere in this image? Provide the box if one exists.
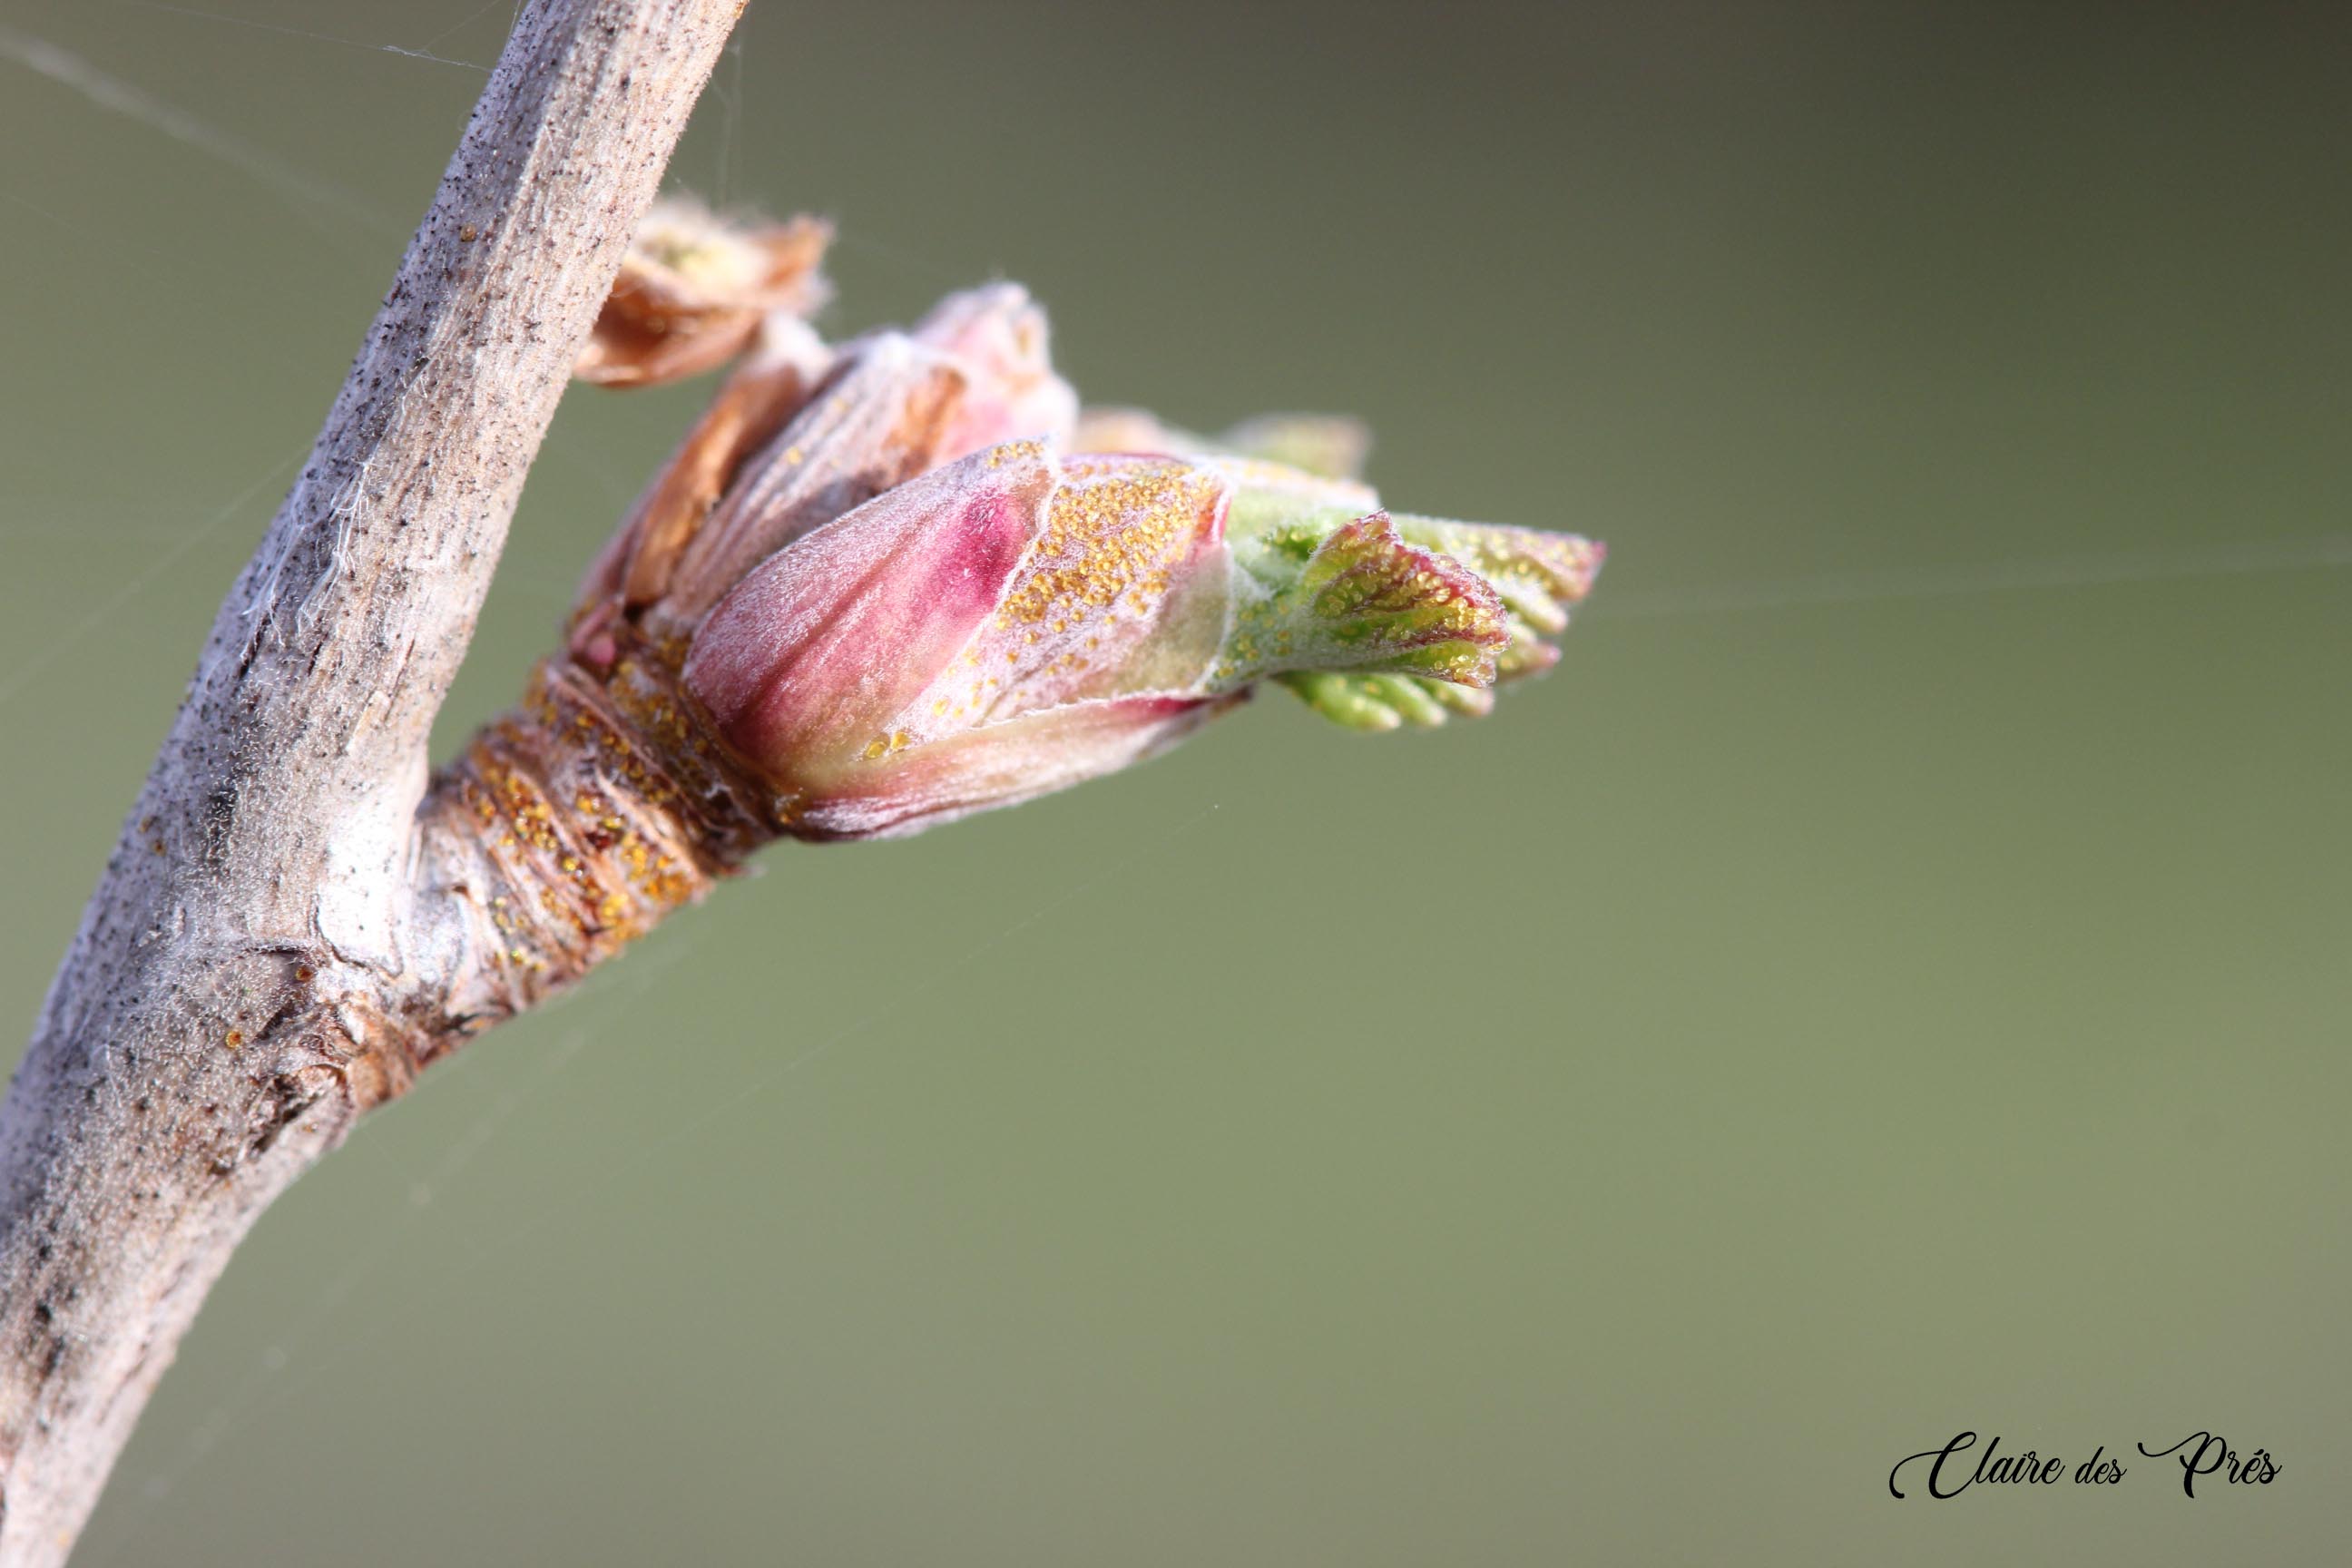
[564,230,1602,844]
[681,436,1598,838]
[431,210,1604,1022]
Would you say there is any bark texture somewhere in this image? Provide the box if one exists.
[0,3,745,1559]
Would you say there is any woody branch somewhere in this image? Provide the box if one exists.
[0,2,744,1560]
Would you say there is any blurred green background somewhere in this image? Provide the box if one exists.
[4,1,2348,1563]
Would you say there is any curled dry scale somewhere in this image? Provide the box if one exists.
[0,2,1600,1561]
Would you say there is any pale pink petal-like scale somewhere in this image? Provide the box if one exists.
[685,443,1059,790]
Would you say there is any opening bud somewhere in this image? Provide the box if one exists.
[682,438,1600,838]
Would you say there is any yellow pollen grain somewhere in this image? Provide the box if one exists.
[992,461,1213,630]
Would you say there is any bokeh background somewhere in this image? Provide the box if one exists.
[3,1,2348,1563]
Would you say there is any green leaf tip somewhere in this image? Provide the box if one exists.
[1201,461,1603,731]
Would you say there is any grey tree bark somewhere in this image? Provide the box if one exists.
[0,2,747,1559]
